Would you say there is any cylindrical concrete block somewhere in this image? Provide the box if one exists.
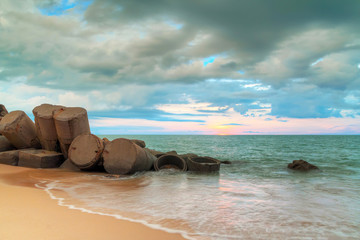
[186,156,220,172]
[103,138,156,174]
[53,107,91,158]
[154,154,187,171]
[0,111,41,149]
[33,104,63,151]
[68,134,104,170]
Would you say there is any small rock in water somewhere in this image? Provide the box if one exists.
[220,160,232,164]
[287,159,319,171]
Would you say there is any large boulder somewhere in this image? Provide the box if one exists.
[287,160,319,171]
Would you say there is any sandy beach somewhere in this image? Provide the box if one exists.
[0,164,185,240]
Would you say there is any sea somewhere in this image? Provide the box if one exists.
[38,135,360,240]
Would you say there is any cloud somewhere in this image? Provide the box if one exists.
[221,123,245,126]
[1,0,360,134]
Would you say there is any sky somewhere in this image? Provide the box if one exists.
[0,0,359,135]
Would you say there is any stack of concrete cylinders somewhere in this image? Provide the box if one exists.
[103,138,156,174]
[53,107,91,159]
[33,104,63,151]
[68,134,104,170]
[0,111,41,149]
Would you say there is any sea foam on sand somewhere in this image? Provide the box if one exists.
[0,164,186,240]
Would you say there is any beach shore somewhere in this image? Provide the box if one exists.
[0,164,185,240]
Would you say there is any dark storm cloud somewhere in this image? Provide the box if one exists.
[85,0,360,62]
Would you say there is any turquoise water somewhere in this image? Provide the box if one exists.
[45,135,360,239]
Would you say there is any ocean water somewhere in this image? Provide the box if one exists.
[40,135,360,239]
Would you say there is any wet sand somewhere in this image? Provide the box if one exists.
[0,164,185,240]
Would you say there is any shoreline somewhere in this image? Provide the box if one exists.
[0,164,186,240]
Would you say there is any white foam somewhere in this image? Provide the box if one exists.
[35,181,197,240]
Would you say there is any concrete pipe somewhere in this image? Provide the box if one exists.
[186,156,220,172]
[154,154,187,171]
[103,138,156,175]
[68,134,104,170]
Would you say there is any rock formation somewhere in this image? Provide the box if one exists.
[287,159,319,171]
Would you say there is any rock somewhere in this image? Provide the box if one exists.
[130,139,146,148]
[0,135,15,152]
[68,134,104,170]
[220,160,232,164]
[287,160,319,171]
[0,111,41,149]
[18,149,64,168]
[0,149,36,166]
[33,104,63,151]
[154,154,187,171]
[53,107,91,159]
[103,138,156,174]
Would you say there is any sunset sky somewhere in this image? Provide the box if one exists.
[1,0,359,135]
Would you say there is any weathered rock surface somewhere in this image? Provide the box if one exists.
[18,149,64,168]
[0,135,15,152]
[287,160,319,171]
[53,107,91,158]
[33,104,63,151]
[103,138,156,174]
[68,134,104,170]
[0,149,36,166]
[0,111,41,149]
